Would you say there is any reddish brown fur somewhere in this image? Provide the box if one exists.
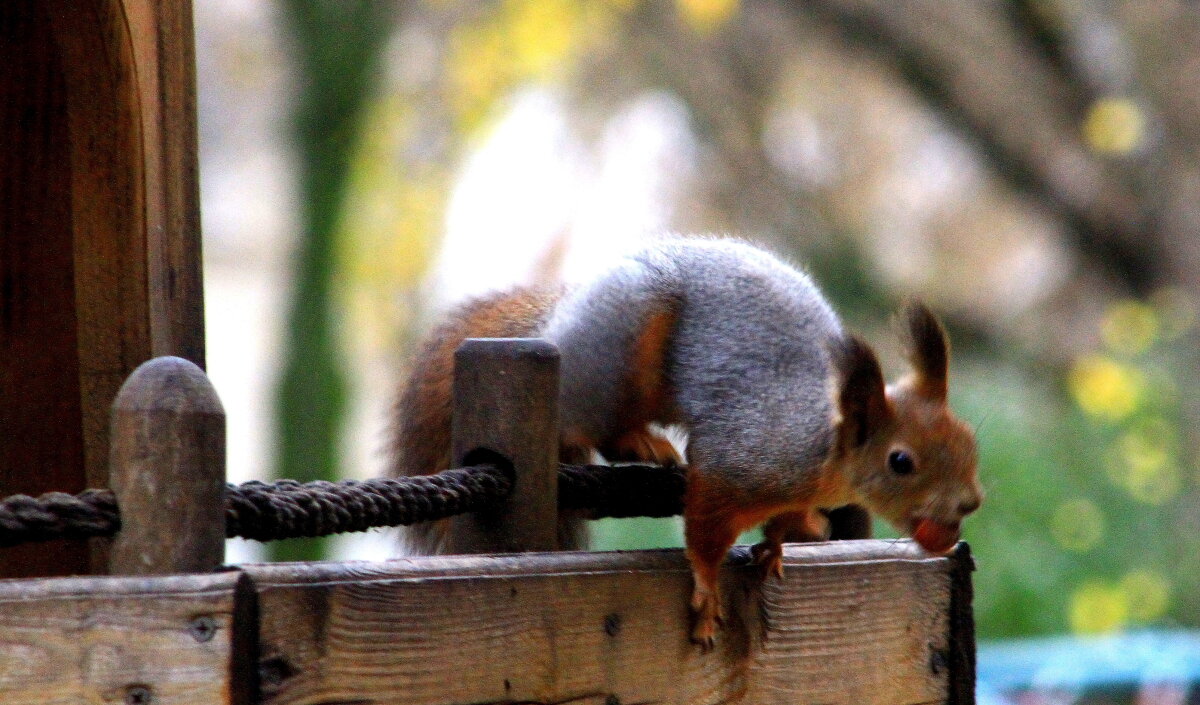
[686,302,981,647]
[683,467,839,646]
[900,301,950,401]
[393,287,682,551]
[391,287,564,550]
[392,286,565,479]
[595,308,682,465]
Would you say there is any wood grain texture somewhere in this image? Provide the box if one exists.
[246,540,958,705]
[0,570,253,705]
[109,357,226,575]
[447,339,560,553]
[123,0,207,367]
[0,1,93,578]
[0,0,205,576]
[48,0,152,498]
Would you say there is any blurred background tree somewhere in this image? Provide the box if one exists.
[198,0,1200,643]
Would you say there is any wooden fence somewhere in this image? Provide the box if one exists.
[0,344,976,705]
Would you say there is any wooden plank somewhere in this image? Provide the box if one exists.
[447,339,561,553]
[123,0,207,367]
[49,0,153,501]
[109,357,226,575]
[246,540,956,705]
[0,570,254,705]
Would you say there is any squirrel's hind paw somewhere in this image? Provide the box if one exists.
[750,539,785,580]
[601,428,682,467]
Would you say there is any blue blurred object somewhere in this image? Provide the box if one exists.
[978,630,1200,704]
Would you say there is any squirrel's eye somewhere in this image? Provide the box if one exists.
[888,450,915,475]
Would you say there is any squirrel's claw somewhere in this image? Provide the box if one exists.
[689,587,723,650]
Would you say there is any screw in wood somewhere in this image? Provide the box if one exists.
[124,685,153,705]
[188,615,217,642]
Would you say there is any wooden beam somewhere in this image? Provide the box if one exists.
[0,571,255,705]
[245,540,966,705]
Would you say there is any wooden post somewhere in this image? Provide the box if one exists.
[446,338,560,554]
[109,357,226,575]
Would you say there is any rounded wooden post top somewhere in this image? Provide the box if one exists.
[112,356,223,416]
[109,355,226,575]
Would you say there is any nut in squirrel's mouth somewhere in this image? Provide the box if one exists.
[908,517,961,555]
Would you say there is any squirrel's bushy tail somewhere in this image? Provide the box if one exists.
[389,285,566,555]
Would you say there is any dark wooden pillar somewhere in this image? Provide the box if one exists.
[446,339,561,554]
[0,0,204,577]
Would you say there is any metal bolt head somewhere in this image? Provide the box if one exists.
[124,685,152,705]
[188,615,217,643]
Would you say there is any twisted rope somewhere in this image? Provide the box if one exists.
[559,462,686,518]
[226,462,515,541]
[0,490,121,547]
[0,461,686,546]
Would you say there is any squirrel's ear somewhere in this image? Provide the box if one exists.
[832,334,891,447]
[900,300,949,403]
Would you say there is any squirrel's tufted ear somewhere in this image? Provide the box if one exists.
[900,300,949,402]
[832,334,891,448]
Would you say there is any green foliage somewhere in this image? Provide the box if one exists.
[942,297,1195,639]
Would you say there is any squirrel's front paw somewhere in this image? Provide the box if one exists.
[750,539,784,580]
[689,587,723,650]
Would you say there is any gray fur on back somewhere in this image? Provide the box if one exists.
[541,237,844,495]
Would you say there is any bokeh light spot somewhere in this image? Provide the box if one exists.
[1107,423,1181,505]
[1083,97,1146,156]
[676,0,739,34]
[1101,299,1159,356]
[1068,581,1128,635]
[1120,570,1171,623]
[1050,497,1103,552]
[1068,355,1143,420]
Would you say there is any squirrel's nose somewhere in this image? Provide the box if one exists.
[957,498,981,516]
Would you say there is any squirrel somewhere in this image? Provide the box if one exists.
[390,236,982,647]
